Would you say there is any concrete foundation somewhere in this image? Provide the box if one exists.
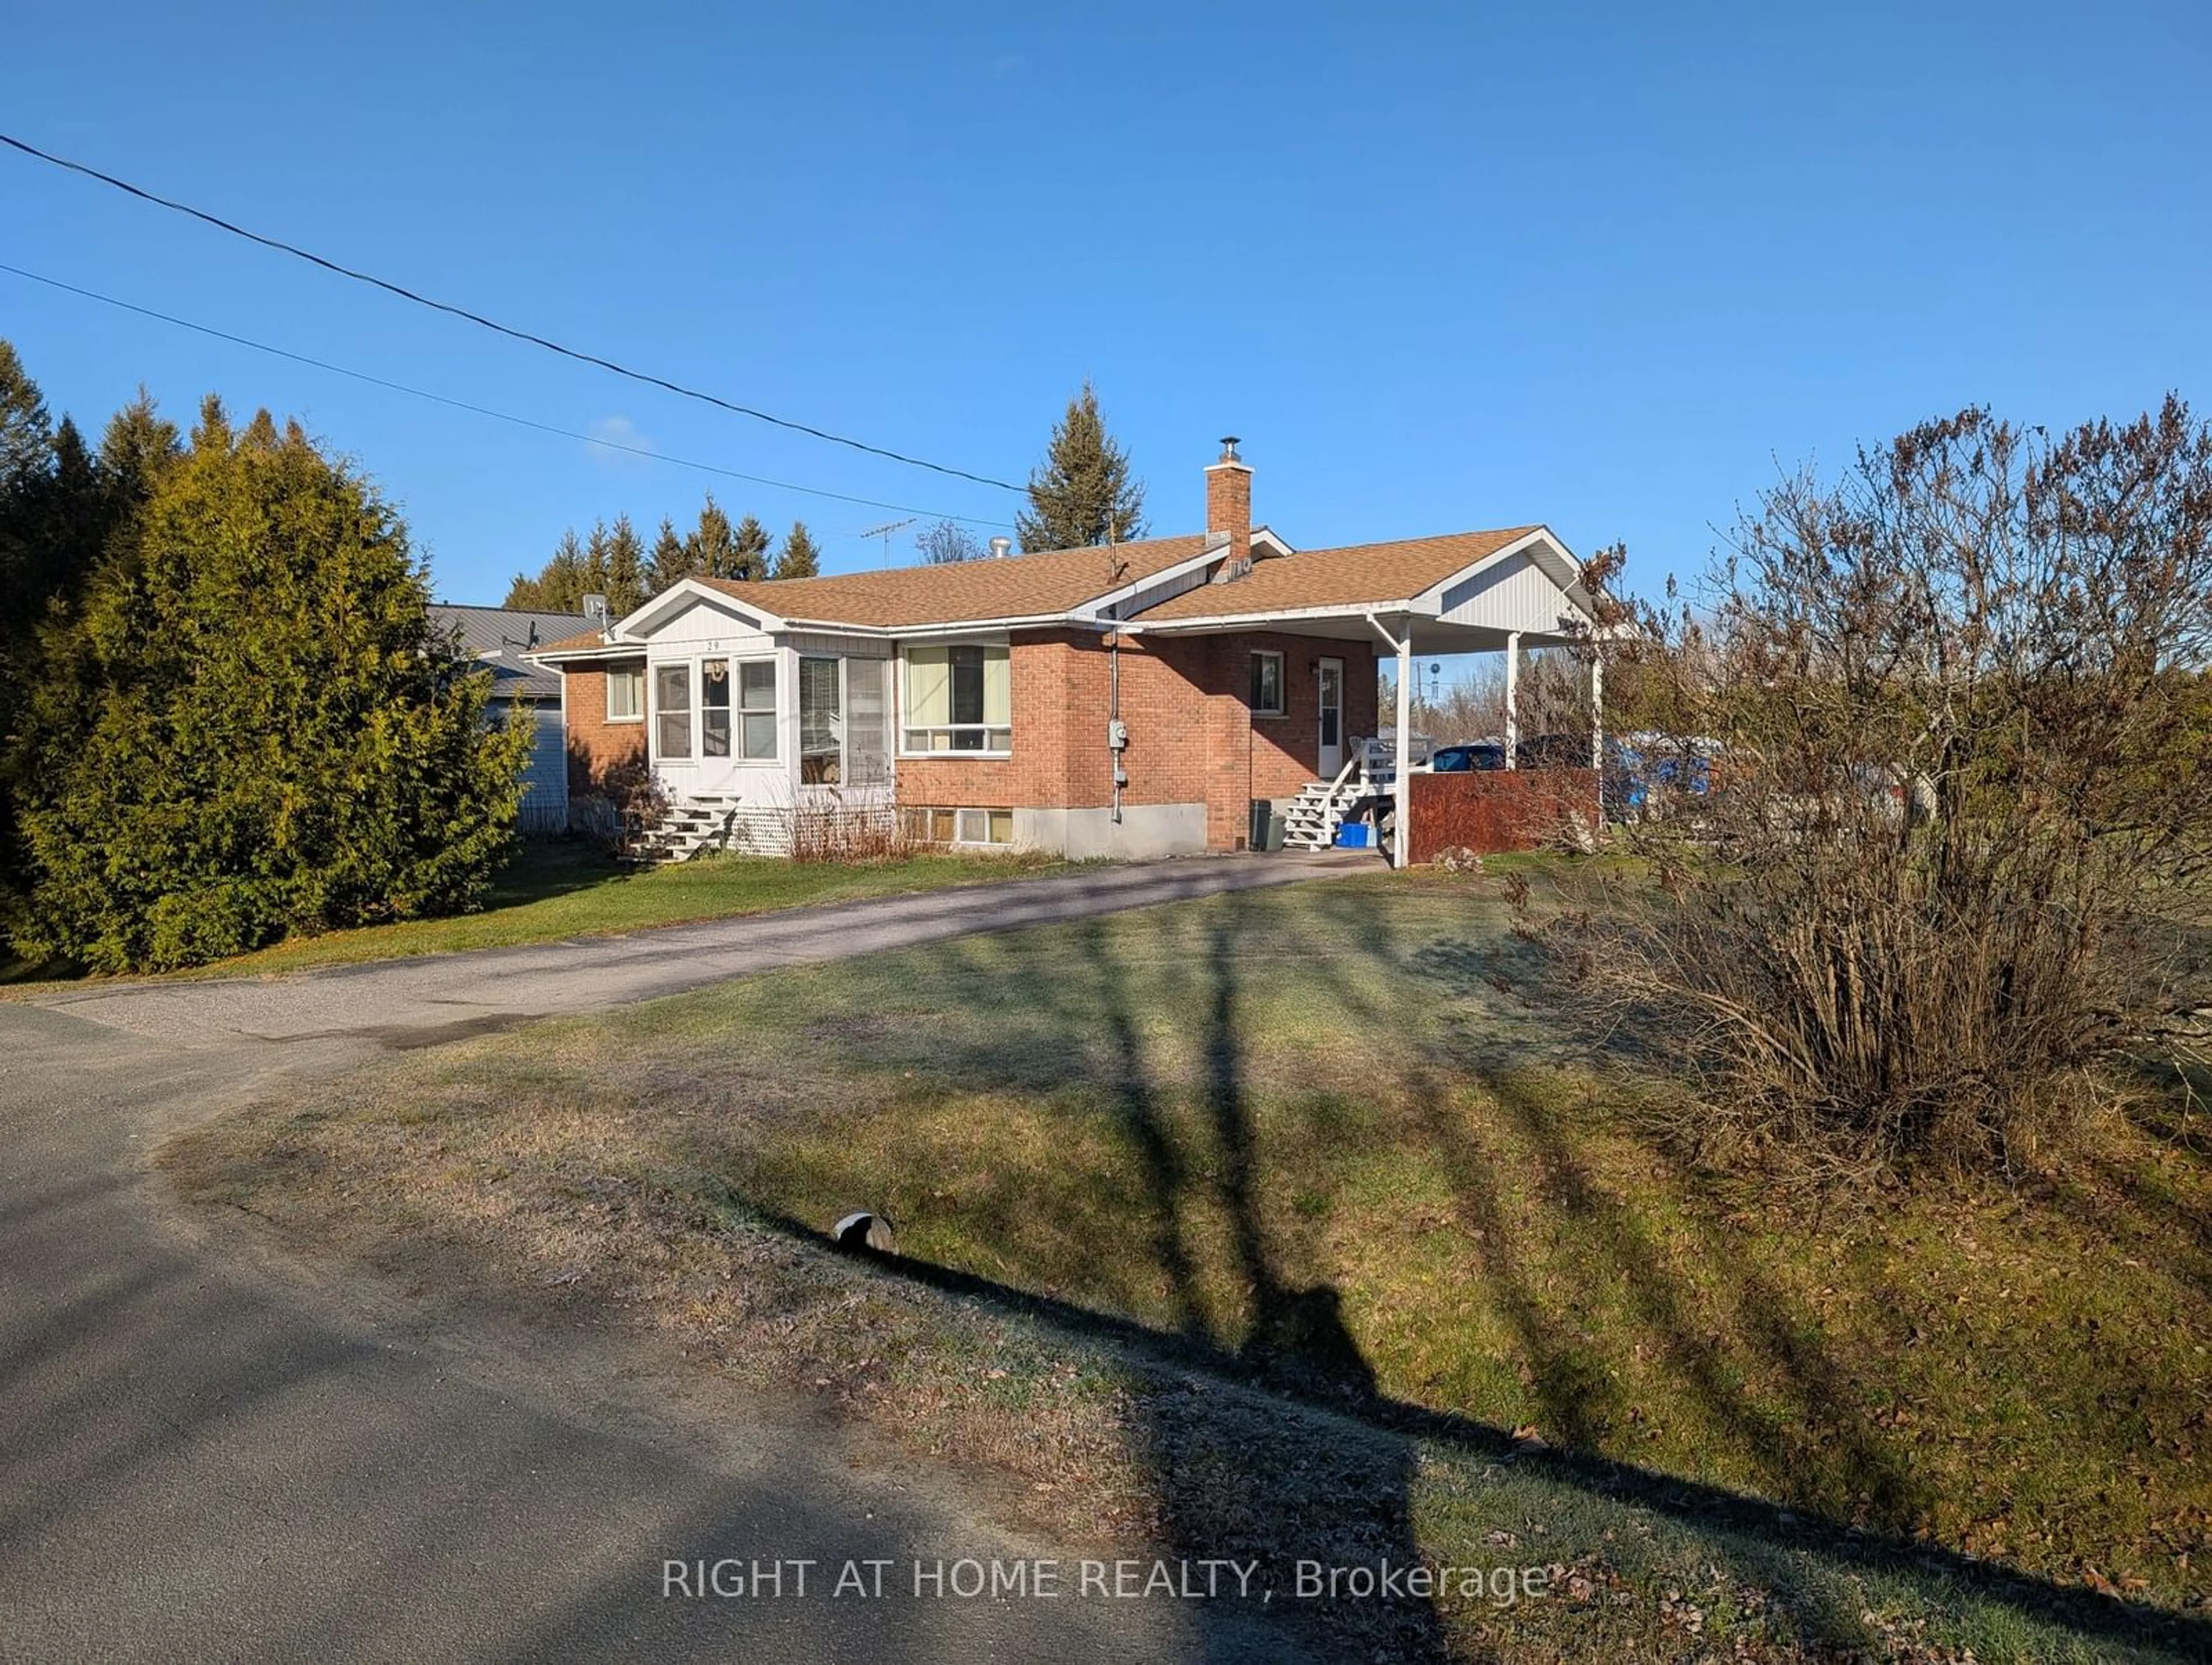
[1016,803,1210,860]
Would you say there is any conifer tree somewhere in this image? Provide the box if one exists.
[772,520,821,579]
[0,340,53,495]
[645,514,691,595]
[581,521,613,600]
[1016,380,1147,552]
[603,513,647,614]
[687,495,738,579]
[730,513,772,582]
[11,404,531,971]
[95,387,183,519]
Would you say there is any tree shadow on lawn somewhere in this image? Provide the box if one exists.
[724,891,2207,1662]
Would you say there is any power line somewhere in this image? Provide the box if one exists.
[0,261,1013,532]
[0,130,1025,494]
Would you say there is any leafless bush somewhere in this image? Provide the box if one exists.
[786,797,916,864]
[1533,401,2212,1180]
[1398,646,1592,744]
[570,754,667,860]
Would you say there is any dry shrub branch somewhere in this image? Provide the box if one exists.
[1535,400,2212,1180]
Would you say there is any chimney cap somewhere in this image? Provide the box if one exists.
[1217,436,1243,463]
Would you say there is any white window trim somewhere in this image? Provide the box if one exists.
[650,652,782,766]
[652,661,694,760]
[605,664,645,724]
[730,655,780,763]
[897,639,1014,759]
[1250,649,1287,718]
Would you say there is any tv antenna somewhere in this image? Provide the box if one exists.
[857,517,917,561]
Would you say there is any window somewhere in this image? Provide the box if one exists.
[739,660,778,759]
[846,658,889,786]
[800,657,841,784]
[700,659,731,757]
[606,665,643,722]
[903,644,1011,752]
[903,807,1014,846]
[1249,650,1286,716]
[654,663,691,758]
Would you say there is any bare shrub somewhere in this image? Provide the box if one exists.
[570,752,667,860]
[786,796,915,864]
[1535,401,2212,1180]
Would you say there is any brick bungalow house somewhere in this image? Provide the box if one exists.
[528,442,1599,864]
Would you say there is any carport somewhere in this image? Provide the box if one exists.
[1126,527,1604,866]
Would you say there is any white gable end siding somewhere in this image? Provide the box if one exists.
[1435,551,1592,637]
[646,596,777,650]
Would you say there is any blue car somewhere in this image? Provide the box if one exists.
[1429,743,1507,773]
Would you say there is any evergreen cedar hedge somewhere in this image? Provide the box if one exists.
[10,406,533,972]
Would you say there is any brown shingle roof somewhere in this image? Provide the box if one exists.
[697,535,1208,629]
[536,626,623,654]
[1132,528,1541,622]
[525,526,1556,653]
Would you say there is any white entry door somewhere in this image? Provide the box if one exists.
[1317,657,1344,776]
[694,656,740,793]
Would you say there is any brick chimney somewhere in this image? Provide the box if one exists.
[1206,436,1252,581]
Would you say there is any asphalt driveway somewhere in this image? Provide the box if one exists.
[0,855,1362,1662]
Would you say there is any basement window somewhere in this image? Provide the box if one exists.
[903,807,1014,846]
[1249,650,1286,716]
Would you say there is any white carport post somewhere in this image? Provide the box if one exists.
[1589,650,1604,770]
[1502,630,1521,768]
[1365,612,1414,870]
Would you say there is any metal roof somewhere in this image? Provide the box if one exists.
[430,604,590,700]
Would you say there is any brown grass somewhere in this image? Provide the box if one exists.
[165,871,2212,1662]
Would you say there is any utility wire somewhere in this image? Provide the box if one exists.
[0,131,1024,494]
[0,260,1013,532]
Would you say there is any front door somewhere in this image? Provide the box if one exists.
[1317,657,1344,776]
[694,656,738,793]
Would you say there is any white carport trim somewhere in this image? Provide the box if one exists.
[1365,611,1414,871]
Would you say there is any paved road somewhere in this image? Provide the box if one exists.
[1,856,1362,1663]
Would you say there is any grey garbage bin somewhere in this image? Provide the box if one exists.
[1265,811,1287,852]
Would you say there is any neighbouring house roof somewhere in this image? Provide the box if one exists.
[1132,528,1541,623]
[431,603,591,698]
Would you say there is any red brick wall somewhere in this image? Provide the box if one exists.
[1206,460,1252,567]
[892,629,1378,851]
[562,661,647,794]
[1407,769,1599,862]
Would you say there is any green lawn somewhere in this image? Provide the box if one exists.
[169,870,2212,1662]
[2,841,1061,984]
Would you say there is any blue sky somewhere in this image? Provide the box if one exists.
[6,1,2207,608]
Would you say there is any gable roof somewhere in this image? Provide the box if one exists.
[527,523,1590,660]
[1132,528,1541,622]
[537,625,618,656]
[688,535,1208,630]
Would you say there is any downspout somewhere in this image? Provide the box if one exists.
[1109,623,1124,825]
